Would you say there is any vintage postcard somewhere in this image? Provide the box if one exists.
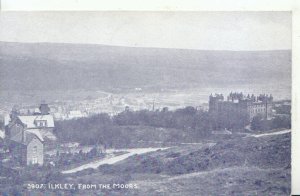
[0,3,296,196]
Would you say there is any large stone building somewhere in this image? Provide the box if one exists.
[209,93,273,128]
[5,104,56,166]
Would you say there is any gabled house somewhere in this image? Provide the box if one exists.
[6,118,44,165]
[5,104,56,166]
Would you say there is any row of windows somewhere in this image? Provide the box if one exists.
[31,158,38,164]
[250,104,266,108]
[250,108,266,114]
[34,120,47,127]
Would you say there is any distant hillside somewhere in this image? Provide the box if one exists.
[0,41,291,91]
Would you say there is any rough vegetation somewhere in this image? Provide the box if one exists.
[104,133,290,195]
[251,115,291,131]
[98,133,290,176]
[54,106,291,149]
[54,107,213,147]
[0,130,291,195]
[54,132,290,196]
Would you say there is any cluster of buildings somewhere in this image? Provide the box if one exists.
[6,104,88,121]
[209,92,274,123]
[0,92,284,167]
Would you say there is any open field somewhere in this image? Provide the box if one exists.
[60,130,290,195]
[127,166,290,196]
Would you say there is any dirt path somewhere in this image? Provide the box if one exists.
[62,147,167,174]
[250,129,291,138]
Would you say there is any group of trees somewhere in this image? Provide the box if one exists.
[251,115,291,131]
[54,107,214,147]
[54,104,292,146]
[114,106,212,131]
[55,114,119,146]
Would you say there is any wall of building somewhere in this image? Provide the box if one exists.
[8,123,24,143]
[209,94,273,129]
[26,137,43,165]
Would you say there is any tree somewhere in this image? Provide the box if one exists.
[251,115,263,130]
[271,115,291,129]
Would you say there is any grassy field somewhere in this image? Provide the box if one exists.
[2,131,288,195]
[128,166,290,196]
[62,132,290,195]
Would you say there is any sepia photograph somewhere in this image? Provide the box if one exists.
[0,10,293,195]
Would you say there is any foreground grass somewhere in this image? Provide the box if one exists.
[3,132,289,195]
[129,166,290,196]
[71,132,291,195]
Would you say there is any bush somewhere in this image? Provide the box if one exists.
[251,115,291,131]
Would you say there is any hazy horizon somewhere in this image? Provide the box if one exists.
[0,40,292,52]
[0,12,291,51]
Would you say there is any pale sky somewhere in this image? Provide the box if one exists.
[0,11,291,50]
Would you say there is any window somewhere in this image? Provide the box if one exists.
[33,146,37,154]
[31,146,38,164]
[35,120,47,127]
[32,157,38,164]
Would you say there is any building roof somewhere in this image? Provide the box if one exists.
[69,110,82,115]
[39,129,57,141]
[17,115,54,128]
[25,129,44,142]
[10,129,44,145]
[21,131,43,145]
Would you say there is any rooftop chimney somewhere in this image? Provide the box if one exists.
[39,103,50,115]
